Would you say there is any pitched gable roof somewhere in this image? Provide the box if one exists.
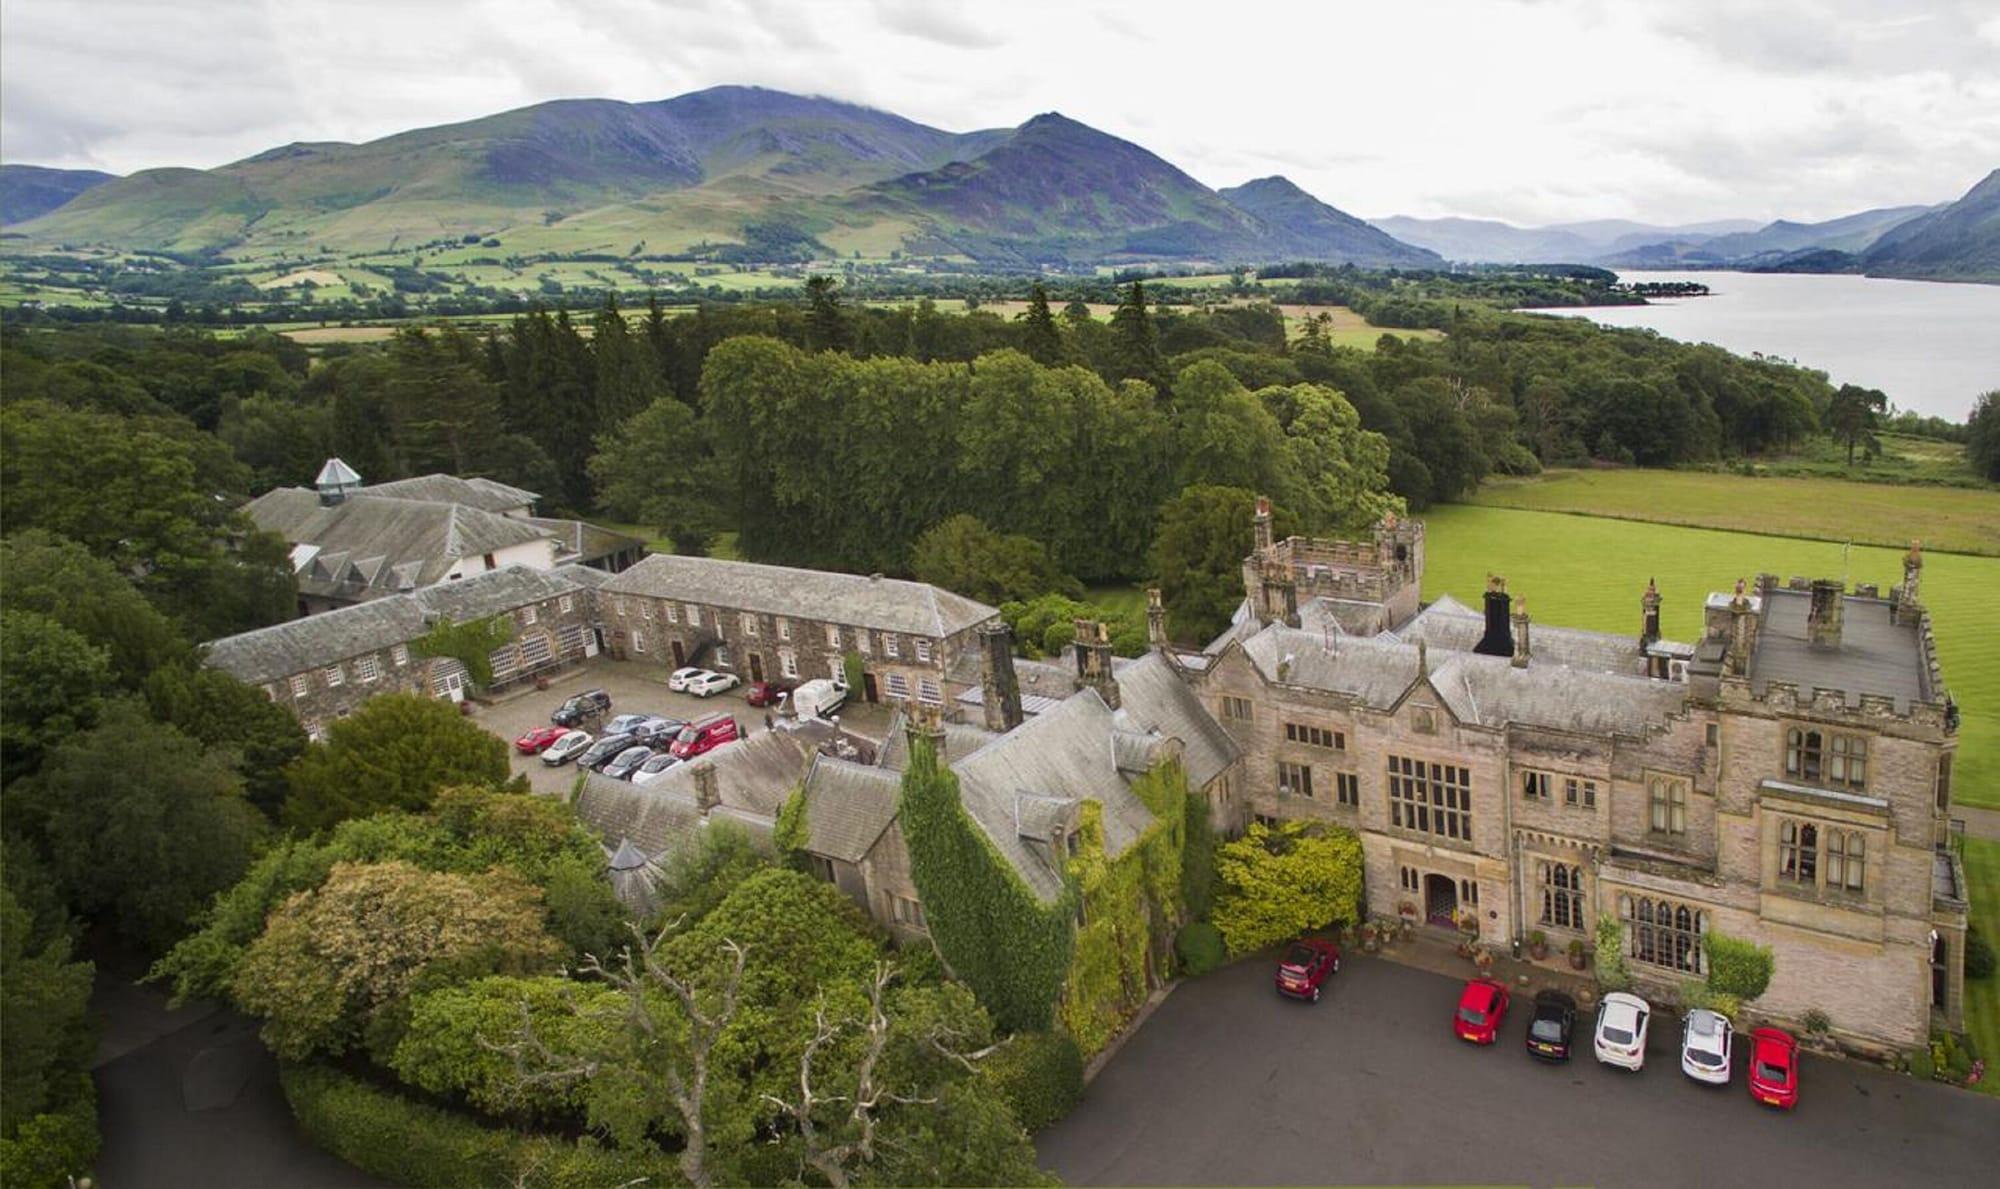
[356,473,539,514]
[244,487,556,599]
[600,554,998,638]
[800,756,903,863]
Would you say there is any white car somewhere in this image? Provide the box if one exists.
[1680,1008,1733,1084]
[1594,991,1651,1070]
[629,752,683,786]
[540,729,593,765]
[685,670,740,698]
[667,667,706,692]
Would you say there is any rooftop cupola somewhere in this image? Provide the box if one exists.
[314,457,362,506]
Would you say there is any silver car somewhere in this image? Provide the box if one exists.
[1680,1008,1733,1085]
[540,730,593,765]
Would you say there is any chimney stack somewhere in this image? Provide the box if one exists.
[692,762,720,813]
[1725,578,1757,675]
[1806,579,1845,650]
[904,700,947,762]
[1146,588,1169,651]
[1073,619,1120,710]
[1511,600,1531,668]
[1641,578,1662,649]
[1252,495,1274,555]
[1260,559,1300,628]
[1897,539,1923,624]
[978,621,1023,733]
[1473,574,1515,658]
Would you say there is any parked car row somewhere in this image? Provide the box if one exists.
[1449,977,1800,1109]
[668,667,741,698]
[519,692,745,785]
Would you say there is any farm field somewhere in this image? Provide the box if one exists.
[1471,468,2000,556]
[1419,504,2000,809]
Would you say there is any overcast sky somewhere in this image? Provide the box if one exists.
[3,0,1996,226]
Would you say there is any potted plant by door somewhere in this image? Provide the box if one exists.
[1567,938,1588,970]
[1360,923,1380,953]
[1528,930,1549,960]
[1473,947,1495,975]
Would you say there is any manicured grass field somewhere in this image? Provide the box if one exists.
[1960,836,1999,1092]
[1470,468,2000,556]
[1419,505,2000,809]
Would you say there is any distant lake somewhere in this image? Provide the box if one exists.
[1541,271,2000,422]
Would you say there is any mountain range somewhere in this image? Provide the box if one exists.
[1368,215,1764,264]
[0,86,1438,269]
[0,164,117,225]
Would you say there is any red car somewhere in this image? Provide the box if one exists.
[1274,939,1340,1002]
[1747,1027,1799,1109]
[746,680,794,708]
[514,726,568,754]
[1453,978,1510,1044]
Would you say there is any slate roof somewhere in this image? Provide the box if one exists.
[799,756,903,863]
[1749,588,1930,710]
[203,565,592,685]
[948,691,1160,902]
[877,712,1000,771]
[1398,596,1651,677]
[605,838,670,916]
[245,487,556,599]
[1110,651,1240,790]
[600,554,998,639]
[355,473,539,514]
[524,517,647,566]
[572,723,840,858]
[1239,621,1688,737]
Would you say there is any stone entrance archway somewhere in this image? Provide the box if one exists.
[1424,872,1458,928]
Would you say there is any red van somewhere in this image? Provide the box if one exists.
[669,713,742,760]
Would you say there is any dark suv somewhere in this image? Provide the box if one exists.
[551,688,612,726]
[1525,989,1577,1061]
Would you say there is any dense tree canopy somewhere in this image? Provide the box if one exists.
[282,693,512,831]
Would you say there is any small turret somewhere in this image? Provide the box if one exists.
[315,457,362,506]
[1073,619,1120,710]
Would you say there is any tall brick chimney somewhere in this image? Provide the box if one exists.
[904,700,947,761]
[1252,495,1274,555]
[1806,579,1845,650]
[1897,539,1923,624]
[1073,619,1120,710]
[1725,579,1758,675]
[692,762,719,813]
[978,621,1023,733]
[1511,600,1531,668]
[1473,574,1514,658]
[1641,578,1662,649]
[1146,588,1169,651]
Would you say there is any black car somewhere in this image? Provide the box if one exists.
[1525,989,1577,1062]
[552,688,613,727]
[576,732,637,770]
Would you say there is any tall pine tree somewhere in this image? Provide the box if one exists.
[1020,281,1064,365]
[1109,281,1165,395]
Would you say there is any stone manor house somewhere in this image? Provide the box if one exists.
[204,494,1968,1052]
[1184,499,1965,1051]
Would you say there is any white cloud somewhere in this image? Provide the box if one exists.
[2,0,1994,225]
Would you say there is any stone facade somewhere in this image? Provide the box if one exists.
[595,554,999,708]
[1180,512,1964,1052]
[204,565,606,738]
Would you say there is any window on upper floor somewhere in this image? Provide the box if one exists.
[1779,819,1864,895]
[882,633,899,658]
[1284,722,1343,750]
[1521,771,1552,802]
[290,673,311,698]
[685,604,701,627]
[826,624,842,648]
[777,617,791,640]
[1785,727,1867,791]
[1336,772,1360,807]
[323,664,344,688]
[1387,755,1471,842]
[856,630,871,656]
[914,637,933,663]
[1220,696,1253,722]
[1826,829,1865,892]
[355,655,381,684]
[519,605,537,626]
[391,643,409,666]
[558,594,573,614]
[1564,777,1597,809]
[1277,761,1314,799]
[741,613,758,637]
[1648,776,1687,836]
[1778,819,1817,884]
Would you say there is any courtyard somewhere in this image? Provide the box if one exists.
[1036,951,1995,1188]
[469,659,894,796]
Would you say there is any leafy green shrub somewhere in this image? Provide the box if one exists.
[1594,917,1632,992]
[1801,1007,1832,1037]
[1179,793,1216,921]
[1946,1043,1974,1080]
[982,1031,1084,1132]
[1210,821,1362,955]
[0,1074,99,1189]
[280,1061,671,1189]
[1703,932,1774,1002]
[1966,924,1996,980]
[1175,921,1226,977]
[1909,1047,1935,1079]
[1678,981,1740,1021]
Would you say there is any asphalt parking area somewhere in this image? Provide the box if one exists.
[1037,952,1995,1187]
[472,660,892,795]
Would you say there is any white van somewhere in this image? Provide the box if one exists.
[785,676,849,721]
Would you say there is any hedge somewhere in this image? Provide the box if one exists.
[982,1032,1084,1132]
[1967,924,1995,980]
[1175,921,1225,977]
[279,1062,672,1188]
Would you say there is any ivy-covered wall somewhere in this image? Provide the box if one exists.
[898,737,1192,1054]
[897,737,1073,1033]
[1058,758,1190,1056]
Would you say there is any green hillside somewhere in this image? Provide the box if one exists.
[1219,176,1441,267]
[1862,169,2000,282]
[0,163,118,224]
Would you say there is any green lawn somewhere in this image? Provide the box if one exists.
[586,522,740,560]
[1082,583,1148,622]
[1419,505,2000,809]
[1470,468,2000,556]
[1959,836,1999,1090]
